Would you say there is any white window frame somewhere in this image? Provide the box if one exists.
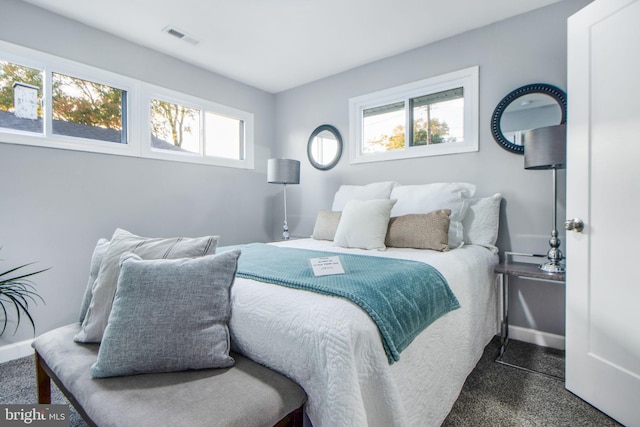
[349,66,479,164]
[0,41,254,169]
[0,41,139,157]
[141,84,254,169]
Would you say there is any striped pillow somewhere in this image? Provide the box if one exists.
[78,238,110,323]
[74,228,218,343]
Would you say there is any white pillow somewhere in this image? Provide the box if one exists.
[331,181,397,211]
[462,193,502,252]
[390,183,476,248]
[333,199,397,250]
[311,210,342,241]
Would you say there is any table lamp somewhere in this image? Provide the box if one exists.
[267,158,300,240]
[524,124,567,273]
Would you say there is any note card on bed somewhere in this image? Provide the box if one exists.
[222,243,460,363]
[309,256,345,276]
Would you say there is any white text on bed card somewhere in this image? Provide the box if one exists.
[309,256,345,276]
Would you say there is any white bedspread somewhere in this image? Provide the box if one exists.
[228,239,498,426]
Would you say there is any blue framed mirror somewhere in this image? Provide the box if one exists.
[491,84,567,154]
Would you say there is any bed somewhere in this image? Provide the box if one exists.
[72,181,501,426]
[228,238,498,426]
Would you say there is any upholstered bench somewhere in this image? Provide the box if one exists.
[32,324,306,427]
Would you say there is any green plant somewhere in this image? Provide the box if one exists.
[0,255,48,336]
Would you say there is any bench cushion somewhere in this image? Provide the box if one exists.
[33,324,306,427]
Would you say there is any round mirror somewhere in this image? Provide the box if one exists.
[491,84,567,154]
[307,124,343,170]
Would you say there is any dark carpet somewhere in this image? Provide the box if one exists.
[442,337,621,427]
[0,337,621,426]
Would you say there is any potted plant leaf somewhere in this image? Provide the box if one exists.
[0,253,48,336]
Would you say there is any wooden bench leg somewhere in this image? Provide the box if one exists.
[291,407,304,427]
[273,406,304,427]
[34,352,51,404]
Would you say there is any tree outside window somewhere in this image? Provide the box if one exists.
[150,99,199,153]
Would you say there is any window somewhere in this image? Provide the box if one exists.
[0,60,43,134]
[0,52,133,156]
[349,66,478,164]
[411,88,464,146]
[362,101,405,153]
[149,98,246,161]
[52,73,126,144]
[143,87,252,167]
[0,41,254,169]
[204,112,244,160]
[150,98,200,154]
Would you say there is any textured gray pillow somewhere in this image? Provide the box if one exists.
[385,210,451,251]
[75,228,219,343]
[311,210,342,241]
[79,238,110,323]
[90,250,241,378]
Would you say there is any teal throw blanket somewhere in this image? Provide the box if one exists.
[221,243,460,363]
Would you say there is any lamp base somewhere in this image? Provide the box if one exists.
[539,261,565,273]
[540,227,565,273]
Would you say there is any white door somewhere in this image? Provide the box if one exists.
[566,0,640,426]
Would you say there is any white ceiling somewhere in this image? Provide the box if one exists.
[22,0,562,93]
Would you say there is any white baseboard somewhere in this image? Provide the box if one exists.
[0,339,34,364]
[508,325,565,350]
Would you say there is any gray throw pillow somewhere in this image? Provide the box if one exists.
[79,238,110,323]
[385,210,451,251]
[90,250,241,378]
[75,228,219,343]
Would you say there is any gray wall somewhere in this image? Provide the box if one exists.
[0,0,591,350]
[0,0,278,346]
[274,0,591,337]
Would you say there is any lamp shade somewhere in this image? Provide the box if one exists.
[267,158,300,184]
[524,124,566,170]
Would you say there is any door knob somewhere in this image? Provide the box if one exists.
[565,218,584,233]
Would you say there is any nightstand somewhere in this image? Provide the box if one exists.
[495,252,565,379]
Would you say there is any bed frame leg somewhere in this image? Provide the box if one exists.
[35,352,51,404]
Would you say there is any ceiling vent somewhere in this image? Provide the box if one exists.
[162,26,200,46]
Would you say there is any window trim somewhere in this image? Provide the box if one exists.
[48,68,135,146]
[0,41,140,157]
[141,84,254,169]
[0,41,254,169]
[349,66,479,164]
